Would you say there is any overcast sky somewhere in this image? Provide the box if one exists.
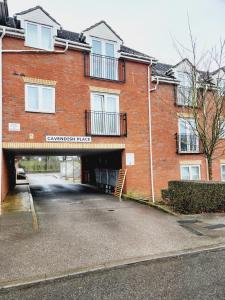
[7,0,225,66]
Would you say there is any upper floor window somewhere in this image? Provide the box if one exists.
[25,22,53,50]
[219,79,225,95]
[25,84,55,113]
[221,164,225,181]
[178,118,199,153]
[90,92,120,136]
[177,71,193,106]
[90,38,118,80]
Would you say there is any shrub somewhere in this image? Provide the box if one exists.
[162,180,225,214]
[161,189,170,202]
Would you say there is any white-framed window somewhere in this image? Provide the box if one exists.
[178,118,199,153]
[221,164,225,181]
[25,21,53,50]
[177,71,192,106]
[219,118,225,139]
[219,79,225,95]
[91,38,117,80]
[25,84,55,113]
[91,92,120,135]
[180,164,201,180]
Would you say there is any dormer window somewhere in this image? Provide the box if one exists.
[83,20,125,82]
[25,21,53,51]
[91,38,117,80]
[177,71,193,106]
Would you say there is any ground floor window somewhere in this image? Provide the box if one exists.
[221,164,225,181]
[180,164,201,180]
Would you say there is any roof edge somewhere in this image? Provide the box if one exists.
[15,5,61,27]
[82,20,123,42]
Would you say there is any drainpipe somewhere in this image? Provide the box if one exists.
[147,63,159,203]
[0,27,6,206]
[148,62,155,203]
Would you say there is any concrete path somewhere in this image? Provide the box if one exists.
[1,174,225,286]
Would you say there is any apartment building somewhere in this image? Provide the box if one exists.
[0,1,156,201]
[151,60,225,198]
[0,1,224,202]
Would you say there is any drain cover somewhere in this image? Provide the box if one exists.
[178,219,201,224]
[204,224,225,230]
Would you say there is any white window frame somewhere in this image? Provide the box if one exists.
[90,37,118,80]
[219,118,225,139]
[25,21,54,51]
[25,84,55,114]
[177,71,193,106]
[178,118,199,153]
[180,164,201,181]
[90,92,120,135]
[221,164,225,181]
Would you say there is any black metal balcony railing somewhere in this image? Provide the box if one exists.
[85,110,127,137]
[176,133,201,154]
[84,53,126,82]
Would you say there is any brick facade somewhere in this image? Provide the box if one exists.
[1,36,152,200]
[1,4,224,202]
[151,83,225,199]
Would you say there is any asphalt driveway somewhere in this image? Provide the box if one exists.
[0,174,222,285]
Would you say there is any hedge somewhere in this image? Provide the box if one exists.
[162,180,225,214]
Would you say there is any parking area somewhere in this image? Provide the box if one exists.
[0,173,223,285]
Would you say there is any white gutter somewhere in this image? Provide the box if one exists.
[55,41,90,52]
[148,61,155,203]
[152,75,179,84]
[55,37,91,49]
[0,25,24,33]
[0,27,6,207]
[120,52,157,64]
[120,51,157,62]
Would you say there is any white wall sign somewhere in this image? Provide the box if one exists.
[126,153,135,166]
[8,123,20,131]
[46,136,92,143]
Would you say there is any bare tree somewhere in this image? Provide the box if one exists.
[173,22,225,180]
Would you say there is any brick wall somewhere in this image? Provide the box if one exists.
[151,83,225,199]
[2,36,152,199]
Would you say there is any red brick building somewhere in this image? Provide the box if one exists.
[0,2,156,201]
[0,1,225,202]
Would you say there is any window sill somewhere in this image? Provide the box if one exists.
[87,75,125,84]
[25,110,55,114]
[175,103,198,108]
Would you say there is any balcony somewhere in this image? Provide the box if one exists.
[85,110,127,137]
[84,53,126,82]
[176,133,201,154]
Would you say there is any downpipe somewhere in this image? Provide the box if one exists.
[0,27,6,211]
[148,63,159,203]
